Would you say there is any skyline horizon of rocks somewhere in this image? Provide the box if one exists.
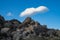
[0,15,60,40]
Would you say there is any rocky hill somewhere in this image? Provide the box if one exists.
[0,15,60,40]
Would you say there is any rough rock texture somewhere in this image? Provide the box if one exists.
[0,15,60,40]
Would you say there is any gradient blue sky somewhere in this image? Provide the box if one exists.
[0,0,60,29]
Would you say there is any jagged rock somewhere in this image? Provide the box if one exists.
[46,29,57,37]
[23,17,32,24]
[0,15,60,40]
[0,24,2,30]
[42,25,47,29]
[1,28,10,33]
[9,19,21,31]
[34,21,41,26]
[56,30,60,37]
[0,15,5,23]
[0,27,12,40]
[4,21,12,28]
[18,24,24,29]
[30,20,35,25]
[10,19,21,24]
[0,15,5,28]
[0,15,5,37]
[10,19,21,27]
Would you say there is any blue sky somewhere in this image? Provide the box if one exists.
[0,0,60,29]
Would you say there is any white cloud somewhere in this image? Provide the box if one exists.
[20,6,49,17]
[7,12,12,16]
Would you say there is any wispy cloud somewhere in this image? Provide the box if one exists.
[7,12,12,16]
[20,6,49,17]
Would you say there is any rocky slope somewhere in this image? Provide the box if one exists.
[0,15,60,40]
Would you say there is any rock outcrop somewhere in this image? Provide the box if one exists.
[0,15,60,40]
